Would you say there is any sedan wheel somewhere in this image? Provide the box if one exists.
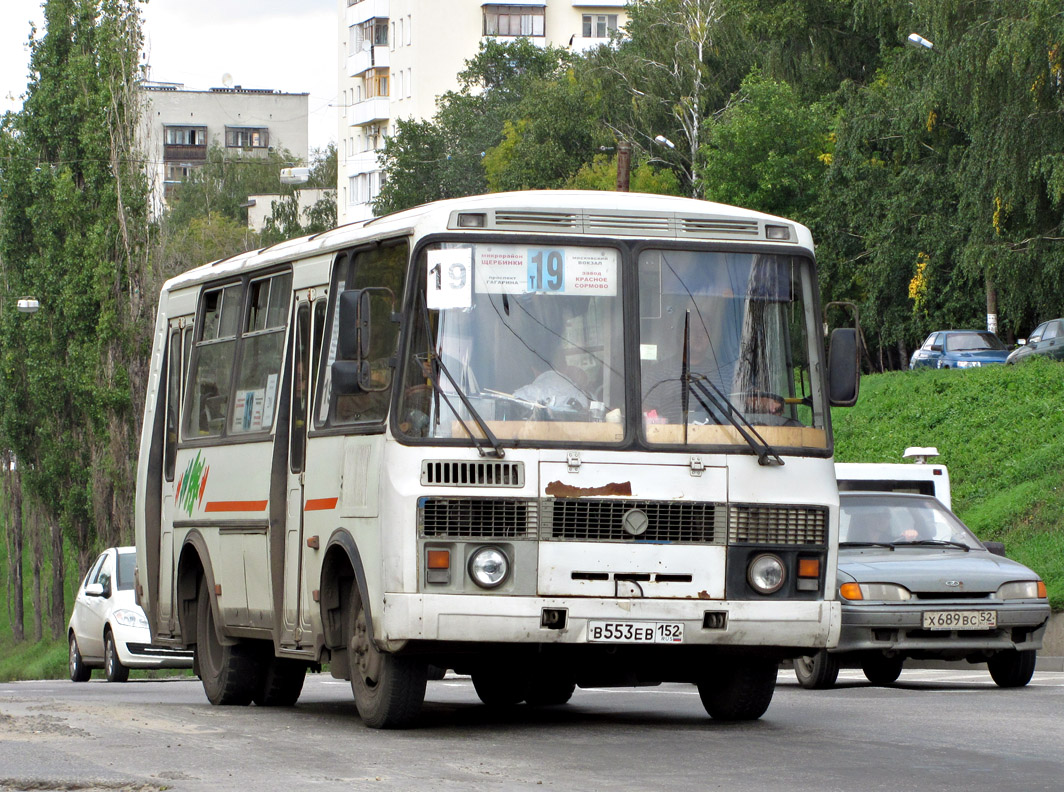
[104,632,130,683]
[793,650,840,690]
[987,649,1036,688]
[69,634,91,682]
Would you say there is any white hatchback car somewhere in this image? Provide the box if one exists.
[68,546,193,682]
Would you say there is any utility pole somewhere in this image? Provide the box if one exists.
[616,140,631,192]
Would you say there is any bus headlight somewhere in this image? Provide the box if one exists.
[468,547,509,589]
[747,554,786,594]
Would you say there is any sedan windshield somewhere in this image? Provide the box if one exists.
[398,242,626,445]
[840,494,984,550]
[638,250,826,449]
[944,332,1005,352]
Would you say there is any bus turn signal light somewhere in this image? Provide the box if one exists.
[839,582,863,600]
[427,550,450,569]
[798,559,820,578]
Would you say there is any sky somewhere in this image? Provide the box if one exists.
[1,0,339,151]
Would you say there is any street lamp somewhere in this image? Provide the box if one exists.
[654,134,676,150]
[907,33,934,50]
[16,298,39,314]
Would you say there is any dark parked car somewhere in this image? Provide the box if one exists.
[793,492,1050,690]
[909,330,1009,369]
[1006,318,1064,364]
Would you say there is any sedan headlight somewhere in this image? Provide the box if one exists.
[112,608,149,629]
[468,547,510,589]
[839,583,912,601]
[747,554,786,594]
[996,580,1047,600]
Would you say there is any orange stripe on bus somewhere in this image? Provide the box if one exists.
[305,497,339,512]
[204,500,268,513]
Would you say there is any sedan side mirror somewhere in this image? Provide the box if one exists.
[983,541,1006,557]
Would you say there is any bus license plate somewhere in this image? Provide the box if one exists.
[922,610,996,630]
[587,621,684,644]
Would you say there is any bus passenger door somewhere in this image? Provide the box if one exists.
[282,302,311,646]
[159,325,185,635]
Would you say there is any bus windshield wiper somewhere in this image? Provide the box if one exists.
[891,539,970,552]
[678,312,783,466]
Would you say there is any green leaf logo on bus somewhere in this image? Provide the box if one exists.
[176,452,209,517]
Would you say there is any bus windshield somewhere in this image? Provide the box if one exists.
[639,249,826,449]
[399,241,626,445]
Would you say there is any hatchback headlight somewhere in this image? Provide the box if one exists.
[468,547,510,589]
[112,609,149,629]
[996,580,1046,600]
[840,583,912,601]
[747,554,786,594]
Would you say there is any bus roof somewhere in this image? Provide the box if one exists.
[162,190,815,294]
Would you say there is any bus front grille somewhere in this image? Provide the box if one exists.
[419,497,536,538]
[727,504,827,545]
[541,499,724,544]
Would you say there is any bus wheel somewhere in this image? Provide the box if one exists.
[471,670,528,707]
[347,583,426,728]
[196,579,261,705]
[697,659,777,721]
[524,675,576,707]
[253,655,308,706]
[793,651,840,690]
[861,654,903,686]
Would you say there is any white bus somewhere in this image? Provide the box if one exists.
[134,190,859,727]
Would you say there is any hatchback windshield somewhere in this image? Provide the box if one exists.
[840,494,984,549]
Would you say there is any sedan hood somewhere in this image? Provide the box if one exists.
[839,547,1037,595]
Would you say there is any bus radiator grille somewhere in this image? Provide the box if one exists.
[541,499,724,544]
[419,497,537,538]
[727,504,827,546]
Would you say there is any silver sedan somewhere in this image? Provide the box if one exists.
[794,492,1050,689]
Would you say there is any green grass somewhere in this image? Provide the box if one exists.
[833,355,1064,608]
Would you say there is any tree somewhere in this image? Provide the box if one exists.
[260,144,338,245]
[0,0,150,636]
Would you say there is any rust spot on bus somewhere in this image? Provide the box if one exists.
[545,481,633,498]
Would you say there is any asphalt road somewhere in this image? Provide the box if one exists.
[1,667,1062,792]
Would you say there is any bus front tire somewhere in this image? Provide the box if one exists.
[196,579,262,705]
[347,583,426,728]
[697,659,777,721]
[793,651,840,690]
[253,655,307,706]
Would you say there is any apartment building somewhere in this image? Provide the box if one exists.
[141,82,310,214]
[337,0,629,223]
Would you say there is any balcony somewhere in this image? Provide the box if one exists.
[349,98,391,127]
[163,144,207,162]
[347,45,390,78]
[347,0,389,26]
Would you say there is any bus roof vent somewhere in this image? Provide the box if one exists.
[492,210,580,231]
[584,213,674,236]
[421,460,525,488]
[680,217,761,239]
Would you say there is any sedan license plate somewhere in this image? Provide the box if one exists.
[587,620,684,644]
[922,610,997,630]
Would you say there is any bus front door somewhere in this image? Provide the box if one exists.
[282,302,312,647]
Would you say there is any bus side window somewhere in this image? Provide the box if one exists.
[164,329,181,482]
[312,300,327,408]
[182,326,193,402]
[231,272,292,435]
[186,283,243,437]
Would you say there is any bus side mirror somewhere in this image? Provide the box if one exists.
[983,541,1006,557]
[828,328,860,407]
[332,287,395,395]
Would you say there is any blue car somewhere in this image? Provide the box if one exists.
[909,330,1009,369]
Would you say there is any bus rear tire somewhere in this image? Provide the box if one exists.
[196,579,262,705]
[253,655,308,706]
[697,659,777,721]
[347,583,426,728]
[793,650,840,690]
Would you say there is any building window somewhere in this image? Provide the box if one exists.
[365,68,389,99]
[356,18,388,51]
[396,70,404,100]
[225,127,269,149]
[484,5,545,37]
[164,125,207,146]
[165,162,196,182]
[583,14,618,38]
[407,67,412,98]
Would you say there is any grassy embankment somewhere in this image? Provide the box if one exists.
[1,357,1062,680]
